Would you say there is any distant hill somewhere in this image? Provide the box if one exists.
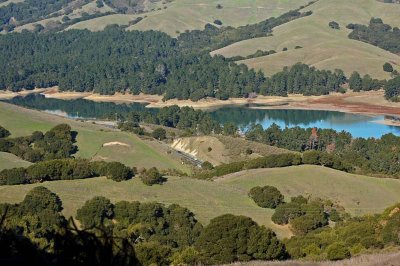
[212,0,400,79]
[1,0,399,81]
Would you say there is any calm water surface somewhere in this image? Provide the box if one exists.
[3,94,400,138]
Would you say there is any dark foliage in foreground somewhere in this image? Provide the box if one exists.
[1,183,400,264]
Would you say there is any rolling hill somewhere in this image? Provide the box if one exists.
[212,0,400,79]
[1,165,400,239]
[0,102,188,171]
[4,0,399,80]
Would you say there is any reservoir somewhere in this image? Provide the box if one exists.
[3,94,400,139]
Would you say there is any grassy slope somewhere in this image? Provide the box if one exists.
[68,0,310,36]
[15,1,114,32]
[212,0,400,79]
[0,152,32,170]
[0,176,290,238]
[0,102,187,171]
[216,165,400,217]
[1,165,400,239]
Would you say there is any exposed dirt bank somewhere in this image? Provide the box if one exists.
[2,88,400,118]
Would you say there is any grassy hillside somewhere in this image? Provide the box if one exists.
[1,165,400,239]
[216,165,400,217]
[68,0,310,35]
[0,102,187,171]
[0,152,31,170]
[213,0,400,79]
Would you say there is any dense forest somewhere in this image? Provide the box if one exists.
[0,8,352,101]
[347,18,400,54]
[0,28,348,100]
[1,186,400,264]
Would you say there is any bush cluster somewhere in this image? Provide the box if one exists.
[0,159,133,185]
[0,124,77,162]
[249,186,284,209]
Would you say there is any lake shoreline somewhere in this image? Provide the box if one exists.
[1,88,400,122]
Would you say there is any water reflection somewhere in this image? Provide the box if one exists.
[3,94,400,138]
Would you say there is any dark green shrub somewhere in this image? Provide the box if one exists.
[249,186,284,209]
[76,196,114,228]
[196,214,286,264]
[383,62,394,73]
[0,167,27,185]
[140,167,165,186]
[302,150,322,165]
[201,161,214,170]
[0,125,10,138]
[152,128,167,140]
[104,162,133,181]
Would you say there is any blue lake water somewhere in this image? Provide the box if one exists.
[2,94,400,139]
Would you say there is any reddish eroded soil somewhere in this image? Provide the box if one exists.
[306,93,400,116]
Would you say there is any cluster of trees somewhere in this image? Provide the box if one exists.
[248,186,346,237]
[272,195,343,236]
[260,63,347,96]
[138,167,165,186]
[177,10,312,52]
[0,158,133,185]
[245,124,400,177]
[118,105,222,135]
[385,76,400,101]
[347,18,400,54]
[285,202,400,260]
[0,124,77,162]
[0,187,287,265]
[197,153,302,179]
[227,49,277,62]
[348,71,384,92]
[249,185,284,208]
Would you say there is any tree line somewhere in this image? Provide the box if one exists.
[0,158,133,185]
[245,123,400,177]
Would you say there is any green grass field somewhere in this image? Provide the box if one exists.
[1,165,400,239]
[212,0,400,79]
[68,0,309,36]
[0,102,187,171]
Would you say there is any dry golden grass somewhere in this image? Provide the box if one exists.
[228,250,400,265]
[213,0,400,79]
[170,135,290,166]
